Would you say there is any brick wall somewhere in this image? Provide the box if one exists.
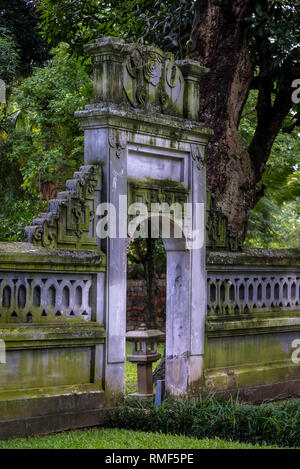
[127,264,166,331]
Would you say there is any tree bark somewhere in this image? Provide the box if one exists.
[39,180,58,201]
[143,232,156,329]
[189,0,300,238]
[188,0,256,238]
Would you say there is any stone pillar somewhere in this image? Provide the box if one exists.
[176,61,209,121]
[78,37,132,401]
[81,125,129,403]
[85,37,132,104]
[164,153,207,397]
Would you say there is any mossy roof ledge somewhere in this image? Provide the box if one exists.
[0,242,105,271]
[75,104,213,137]
[176,59,209,79]
[207,249,300,267]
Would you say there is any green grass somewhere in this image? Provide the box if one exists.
[0,428,279,449]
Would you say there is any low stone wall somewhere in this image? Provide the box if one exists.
[127,264,166,331]
[0,242,108,439]
[204,248,300,401]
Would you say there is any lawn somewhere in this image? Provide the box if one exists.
[0,428,279,449]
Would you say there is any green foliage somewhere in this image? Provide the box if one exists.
[0,199,44,242]
[105,396,300,448]
[0,1,298,246]
[2,43,92,196]
[39,0,195,59]
[0,27,19,84]
[247,1,300,129]
[0,0,50,75]
[240,90,300,248]
[0,100,38,241]
[127,237,166,266]
[245,199,300,248]
[248,1,299,72]
[38,0,300,247]
[0,43,92,242]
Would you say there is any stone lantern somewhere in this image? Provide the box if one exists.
[126,323,165,398]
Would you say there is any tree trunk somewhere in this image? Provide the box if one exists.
[188,0,256,239]
[39,180,58,201]
[142,221,156,329]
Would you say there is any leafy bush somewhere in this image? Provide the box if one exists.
[240,90,300,249]
[2,43,92,197]
[0,199,42,242]
[104,395,300,448]
[0,27,19,84]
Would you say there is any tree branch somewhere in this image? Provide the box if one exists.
[249,50,300,180]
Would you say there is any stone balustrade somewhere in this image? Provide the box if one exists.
[0,242,105,324]
[207,249,300,319]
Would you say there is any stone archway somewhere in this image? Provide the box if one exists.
[128,213,197,396]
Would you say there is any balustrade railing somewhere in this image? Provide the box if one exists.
[0,272,94,323]
[207,250,300,318]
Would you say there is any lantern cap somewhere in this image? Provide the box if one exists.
[126,325,165,341]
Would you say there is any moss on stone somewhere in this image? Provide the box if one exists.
[0,242,106,272]
[207,249,300,266]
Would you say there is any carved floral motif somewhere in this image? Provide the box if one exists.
[206,188,242,251]
[123,46,184,114]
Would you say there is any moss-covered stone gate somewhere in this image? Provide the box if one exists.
[0,37,299,439]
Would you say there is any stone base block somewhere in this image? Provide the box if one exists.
[210,378,300,403]
[0,384,108,440]
[204,315,300,402]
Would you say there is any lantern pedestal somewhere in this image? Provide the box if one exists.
[126,324,165,399]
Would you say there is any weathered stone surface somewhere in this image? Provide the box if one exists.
[204,316,300,400]
[75,37,211,401]
[0,385,108,440]
[0,242,105,271]
[84,37,209,120]
[206,189,242,252]
[2,34,300,441]
[0,322,105,349]
[207,248,300,266]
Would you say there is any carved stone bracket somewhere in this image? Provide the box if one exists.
[108,129,127,158]
[190,144,205,171]
[206,188,242,251]
[25,165,102,250]
[128,178,189,215]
